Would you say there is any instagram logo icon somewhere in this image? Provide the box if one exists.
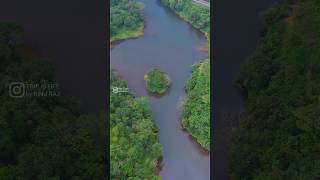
[9,82,25,98]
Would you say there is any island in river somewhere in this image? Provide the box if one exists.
[110,0,210,179]
[144,68,171,95]
[161,0,211,151]
[110,0,162,179]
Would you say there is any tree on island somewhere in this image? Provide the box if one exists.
[144,68,170,94]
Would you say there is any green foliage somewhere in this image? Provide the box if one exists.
[0,23,106,179]
[232,0,320,179]
[161,0,211,55]
[160,0,210,35]
[182,59,210,150]
[160,0,211,150]
[144,68,170,94]
[110,70,162,179]
[110,0,144,41]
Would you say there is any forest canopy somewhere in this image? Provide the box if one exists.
[110,0,144,41]
[0,23,106,179]
[182,59,210,150]
[110,70,162,180]
[144,68,170,94]
[231,0,320,179]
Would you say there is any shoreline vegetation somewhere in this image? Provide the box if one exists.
[160,0,210,52]
[160,0,209,36]
[160,0,211,150]
[110,1,162,179]
[231,0,320,178]
[110,22,144,43]
[144,68,171,95]
[110,70,162,180]
[110,0,145,43]
[182,59,210,150]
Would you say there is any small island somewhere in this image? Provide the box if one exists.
[144,68,170,94]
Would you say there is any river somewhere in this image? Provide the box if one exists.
[0,0,280,179]
[111,0,210,179]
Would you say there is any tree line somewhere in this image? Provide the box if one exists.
[110,0,144,41]
[160,0,210,34]
[231,0,320,178]
[110,70,162,180]
[182,59,210,150]
[160,0,211,150]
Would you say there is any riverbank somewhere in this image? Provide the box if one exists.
[160,0,211,151]
[110,1,163,179]
[159,0,210,53]
[182,59,210,151]
[111,0,210,178]
[160,0,209,37]
[110,22,144,43]
[110,70,162,179]
[110,0,145,43]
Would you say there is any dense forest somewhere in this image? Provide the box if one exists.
[0,23,106,179]
[161,0,211,150]
[144,68,170,94]
[110,1,162,179]
[110,70,161,180]
[231,0,320,179]
[110,0,144,42]
[182,59,210,150]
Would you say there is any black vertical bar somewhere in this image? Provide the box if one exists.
[106,0,110,178]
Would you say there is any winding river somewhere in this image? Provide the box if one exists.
[0,0,281,179]
[111,0,210,179]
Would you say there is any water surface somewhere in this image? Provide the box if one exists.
[111,0,210,179]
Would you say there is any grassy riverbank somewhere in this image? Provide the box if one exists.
[231,0,320,178]
[110,0,144,42]
[110,22,144,42]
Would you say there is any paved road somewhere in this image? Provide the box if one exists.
[193,0,210,7]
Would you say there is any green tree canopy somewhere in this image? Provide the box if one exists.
[110,70,162,180]
[231,0,320,178]
[0,23,106,179]
[144,68,170,94]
